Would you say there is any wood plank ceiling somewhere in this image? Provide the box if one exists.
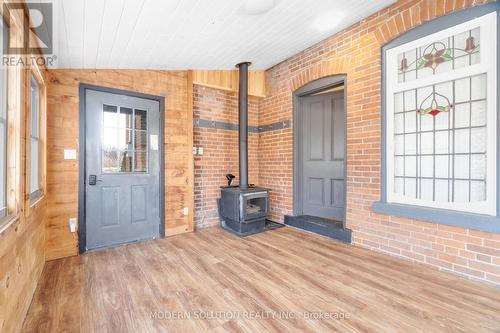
[51,0,396,69]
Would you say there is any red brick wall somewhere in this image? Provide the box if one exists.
[258,128,293,222]
[259,0,500,285]
[193,85,260,228]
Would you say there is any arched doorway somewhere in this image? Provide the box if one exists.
[287,75,351,242]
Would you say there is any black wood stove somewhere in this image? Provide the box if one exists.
[218,62,269,236]
[219,185,269,236]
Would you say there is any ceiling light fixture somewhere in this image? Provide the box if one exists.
[242,0,276,15]
[313,11,345,32]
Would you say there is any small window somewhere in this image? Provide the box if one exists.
[29,74,41,200]
[0,17,8,218]
[384,12,497,215]
[102,105,148,173]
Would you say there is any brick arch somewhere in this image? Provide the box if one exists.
[289,57,352,92]
[373,0,478,45]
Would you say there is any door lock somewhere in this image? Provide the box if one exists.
[88,175,102,186]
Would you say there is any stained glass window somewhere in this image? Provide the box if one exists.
[398,28,480,83]
[393,74,487,203]
[385,12,497,215]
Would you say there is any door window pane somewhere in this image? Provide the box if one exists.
[103,105,117,127]
[102,105,149,173]
[102,127,118,149]
[102,150,119,173]
[134,151,147,172]
[119,107,133,129]
[135,109,147,130]
[117,129,133,150]
[119,151,133,172]
[134,131,147,150]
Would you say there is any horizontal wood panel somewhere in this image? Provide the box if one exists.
[192,70,266,97]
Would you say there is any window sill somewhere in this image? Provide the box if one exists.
[29,190,44,207]
[0,214,20,235]
[372,201,500,234]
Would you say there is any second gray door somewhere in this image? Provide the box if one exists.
[85,89,161,250]
[300,91,345,220]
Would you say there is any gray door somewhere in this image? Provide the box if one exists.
[85,90,161,250]
[300,91,345,220]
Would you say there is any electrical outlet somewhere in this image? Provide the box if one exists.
[183,207,189,216]
[69,218,77,233]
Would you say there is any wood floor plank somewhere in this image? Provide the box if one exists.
[21,227,500,333]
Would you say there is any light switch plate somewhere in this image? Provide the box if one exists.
[183,207,189,216]
[198,147,204,155]
[192,147,197,155]
[69,218,77,233]
[64,149,77,160]
[150,135,159,150]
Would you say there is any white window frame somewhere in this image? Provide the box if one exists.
[385,12,497,216]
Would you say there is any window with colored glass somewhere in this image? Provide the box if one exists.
[384,12,497,215]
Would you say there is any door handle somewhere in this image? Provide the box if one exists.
[88,175,102,186]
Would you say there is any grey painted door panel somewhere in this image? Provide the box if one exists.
[85,90,160,250]
[301,92,345,220]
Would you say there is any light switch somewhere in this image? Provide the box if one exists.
[183,207,189,216]
[150,135,159,150]
[69,218,77,233]
[192,147,197,155]
[64,149,77,160]
[198,147,204,155]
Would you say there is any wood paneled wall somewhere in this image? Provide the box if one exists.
[0,202,46,333]
[192,70,266,97]
[0,1,48,332]
[45,70,194,260]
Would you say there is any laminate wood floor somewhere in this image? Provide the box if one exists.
[22,226,500,332]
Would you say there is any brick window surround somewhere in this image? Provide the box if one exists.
[374,5,500,232]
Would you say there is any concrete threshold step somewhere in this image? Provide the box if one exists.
[284,215,352,243]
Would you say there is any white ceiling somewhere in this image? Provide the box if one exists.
[51,0,396,70]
